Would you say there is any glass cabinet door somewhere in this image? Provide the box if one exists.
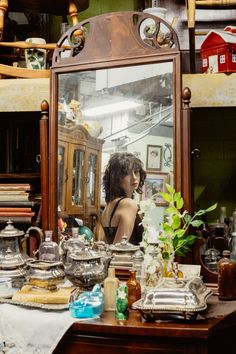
[71,146,85,207]
[86,150,98,207]
[58,142,67,212]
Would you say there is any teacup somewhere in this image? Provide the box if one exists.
[0,277,12,294]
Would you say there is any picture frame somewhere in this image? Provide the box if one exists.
[146,144,162,171]
[142,172,170,206]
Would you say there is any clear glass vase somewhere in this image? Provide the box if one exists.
[162,258,173,277]
[141,250,162,293]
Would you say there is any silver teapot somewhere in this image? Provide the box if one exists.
[0,220,30,287]
[59,229,84,266]
[64,245,110,290]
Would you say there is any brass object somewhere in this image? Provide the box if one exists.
[12,284,75,304]
[27,260,65,290]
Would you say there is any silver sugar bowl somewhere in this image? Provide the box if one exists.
[64,247,108,290]
[27,260,65,290]
[109,235,140,269]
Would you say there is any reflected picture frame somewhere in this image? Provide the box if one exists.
[143,172,170,206]
[146,144,162,171]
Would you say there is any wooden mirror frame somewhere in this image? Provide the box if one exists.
[48,11,187,239]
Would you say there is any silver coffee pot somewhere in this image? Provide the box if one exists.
[0,220,30,287]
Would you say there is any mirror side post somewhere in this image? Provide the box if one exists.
[181,86,192,214]
[48,72,58,241]
[40,100,49,232]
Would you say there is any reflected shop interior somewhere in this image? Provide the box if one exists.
[57,61,174,231]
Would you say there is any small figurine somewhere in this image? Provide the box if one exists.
[69,284,104,319]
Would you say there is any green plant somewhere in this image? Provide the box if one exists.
[158,184,217,259]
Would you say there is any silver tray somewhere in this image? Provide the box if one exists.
[132,277,212,321]
[0,297,68,311]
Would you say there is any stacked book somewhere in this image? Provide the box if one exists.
[0,183,36,223]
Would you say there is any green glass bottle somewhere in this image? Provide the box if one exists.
[115,284,129,320]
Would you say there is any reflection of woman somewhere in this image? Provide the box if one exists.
[101,152,146,245]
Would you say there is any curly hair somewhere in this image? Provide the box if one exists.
[103,152,146,203]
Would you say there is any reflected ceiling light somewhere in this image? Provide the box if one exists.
[82,100,142,117]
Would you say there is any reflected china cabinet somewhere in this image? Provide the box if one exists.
[58,124,103,226]
[48,11,192,241]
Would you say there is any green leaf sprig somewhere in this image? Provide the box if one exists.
[158,184,217,259]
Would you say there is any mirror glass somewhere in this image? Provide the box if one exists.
[57,61,174,230]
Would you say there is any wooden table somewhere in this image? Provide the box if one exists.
[54,296,236,354]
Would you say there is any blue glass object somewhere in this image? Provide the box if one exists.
[69,284,104,319]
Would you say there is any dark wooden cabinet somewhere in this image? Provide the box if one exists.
[58,125,103,228]
[54,306,236,354]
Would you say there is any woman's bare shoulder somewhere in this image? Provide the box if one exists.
[120,197,138,210]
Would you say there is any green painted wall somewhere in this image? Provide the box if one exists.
[49,0,138,42]
[191,107,236,222]
[79,0,138,21]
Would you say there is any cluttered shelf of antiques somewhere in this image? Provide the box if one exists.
[1,216,236,353]
[0,200,236,310]
[0,111,42,231]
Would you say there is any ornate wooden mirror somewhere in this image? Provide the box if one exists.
[48,11,187,239]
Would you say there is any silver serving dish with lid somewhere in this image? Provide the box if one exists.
[132,277,212,321]
[109,236,140,269]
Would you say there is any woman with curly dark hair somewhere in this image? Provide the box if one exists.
[101,152,146,245]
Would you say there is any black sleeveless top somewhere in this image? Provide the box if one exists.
[102,197,143,245]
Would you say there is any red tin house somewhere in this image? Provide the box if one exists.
[200,26,236,73]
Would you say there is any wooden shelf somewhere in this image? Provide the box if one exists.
[0,173,40,179]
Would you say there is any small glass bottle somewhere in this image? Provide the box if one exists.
[166,262,183,279]
[126,270,141,308]
[219,206,227,224]
[201,215,210,240]
[217,250,236,301]
[229,231,236,262]
[39,230,60,261]
[132,249,144,283]
[103,268,119,311]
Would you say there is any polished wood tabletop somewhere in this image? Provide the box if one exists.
[54,297,236,354]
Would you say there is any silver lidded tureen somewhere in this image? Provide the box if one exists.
[132,277,212,321]
[109,235,140,269]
